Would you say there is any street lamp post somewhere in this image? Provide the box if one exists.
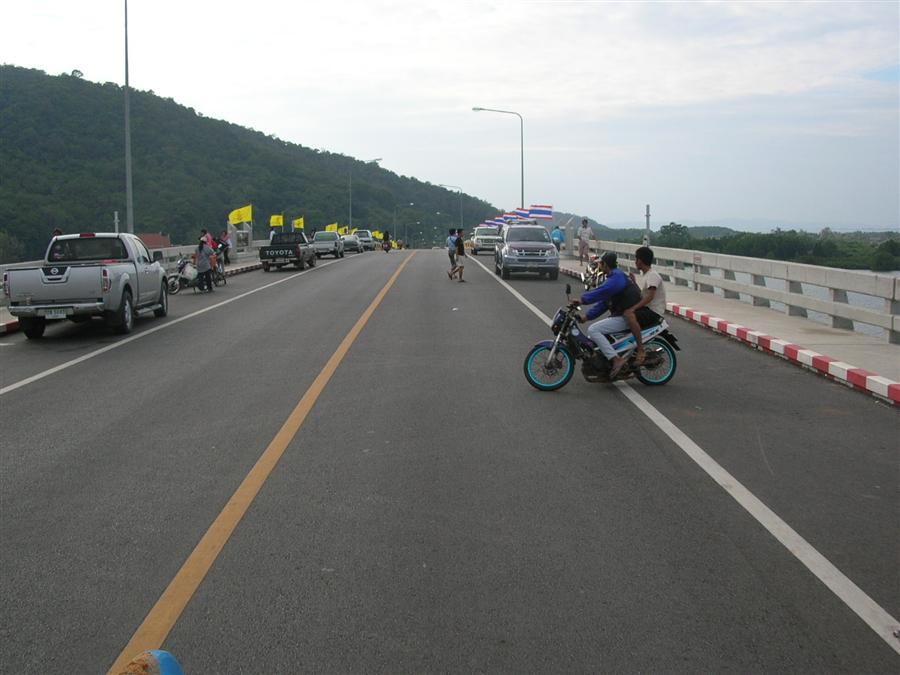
[350,158,381,228]
[438,184,463,229]
[392,202,414,240]
[472,106,524,209]
[123,0,134,233]
[403,221,420,249]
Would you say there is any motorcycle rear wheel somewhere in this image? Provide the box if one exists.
[635,337,677,386]
[524,345,574,391]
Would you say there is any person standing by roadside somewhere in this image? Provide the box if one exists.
[196,237,215,292]
[220,230,232,265]
[446,228,458,279]
[451,228,466,282]
[551,224,564,251]
[578,218,591,266]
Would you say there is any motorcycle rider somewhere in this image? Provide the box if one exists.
[575,251,641,378]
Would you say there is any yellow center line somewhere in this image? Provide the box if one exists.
[107,252,416,674]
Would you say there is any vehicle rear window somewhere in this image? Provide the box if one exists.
[356,231,371,237]
[314,232,338,241]
[272,233,305,245]
[507,228,550,243]
[475,228,499,237]
[48,238,128,262]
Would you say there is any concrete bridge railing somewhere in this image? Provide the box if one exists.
[588,240,900,344]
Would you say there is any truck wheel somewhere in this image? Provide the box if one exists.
[549,270,559,280]
[501,264,510,280]
[154,282,168,317]
[21,317,46,339]
[308,254,316,267]
[296,257,306,270]
[111,289,134,334]
[262,262,270,272]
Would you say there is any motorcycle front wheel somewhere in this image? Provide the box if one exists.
[635,337,677,386]
[168,277,181,295]
[523,344,574,391]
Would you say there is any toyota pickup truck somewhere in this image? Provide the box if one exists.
[3,232,168,339]
[259,232,316,271]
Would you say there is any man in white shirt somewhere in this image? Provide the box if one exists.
[578,218,592,265]
[624,246,667,364]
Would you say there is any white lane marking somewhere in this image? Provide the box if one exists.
[0,258,350,397]
[468,252,900,655]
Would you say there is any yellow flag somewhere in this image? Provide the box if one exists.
[351,228,358,234]
[292,217,304,230]
[228,204,252,225]
[325,223,338,232]
[373,230,383,240]
[338,226,350,235]
[270,214,283,227]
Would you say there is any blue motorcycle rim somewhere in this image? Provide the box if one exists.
[524,345,574,391]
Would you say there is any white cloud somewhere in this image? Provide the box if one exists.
[2,0,898,225]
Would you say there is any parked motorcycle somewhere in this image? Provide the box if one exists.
[581,254,604,290]
[523,284,680,391]
[167,256,224,295]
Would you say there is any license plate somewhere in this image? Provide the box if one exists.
[44,308,68,319]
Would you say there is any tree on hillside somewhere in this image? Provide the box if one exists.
[657,222,691,248]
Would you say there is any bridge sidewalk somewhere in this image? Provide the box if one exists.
[560,262,899,404]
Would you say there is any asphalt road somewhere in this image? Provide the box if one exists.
[1,250,897,673]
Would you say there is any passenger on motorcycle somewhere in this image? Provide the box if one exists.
[575,251,641,378]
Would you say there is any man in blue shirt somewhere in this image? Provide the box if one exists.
[577,252,641,377]
[551,224,564,251]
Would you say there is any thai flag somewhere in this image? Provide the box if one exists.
[502,212,518,221]
[514,207,530,218]
[489,218,505,226]
[529,204,553,220]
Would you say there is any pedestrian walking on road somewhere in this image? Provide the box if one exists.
[196,237,215,292]
[451,228,466,282]
[446,228,458,279]
[578,218,591,266]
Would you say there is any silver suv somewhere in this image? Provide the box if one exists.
[494,225,559,280]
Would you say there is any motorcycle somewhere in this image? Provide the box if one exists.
[167,255,224,295]
[581,254,604,290]
[523,284,680,391]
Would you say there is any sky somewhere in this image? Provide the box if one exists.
[3,0,899,230]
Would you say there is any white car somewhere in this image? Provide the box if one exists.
[470,226,503,256]
[354,229,376,251]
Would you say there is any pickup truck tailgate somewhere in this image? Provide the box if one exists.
[8,265,103,303]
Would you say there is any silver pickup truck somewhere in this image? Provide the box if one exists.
[3,233,168,339]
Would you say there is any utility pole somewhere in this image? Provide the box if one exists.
[114,210,120,234]
[644,204,651,246]
[123,0,135,233]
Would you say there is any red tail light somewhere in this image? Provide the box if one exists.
[2,272,8,297]
[79,233,96,238]
[101,268,111,293]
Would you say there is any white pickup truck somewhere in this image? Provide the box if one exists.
[3,232,168,339]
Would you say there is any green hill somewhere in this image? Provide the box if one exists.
[0,65,498,261]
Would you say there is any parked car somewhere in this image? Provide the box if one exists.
[470,226,503,256]
[311,231,345,258]
[354,229,376,251]
[341,234,365,253]
[259,231,316,271]
[3,232,168,338]
[494,225,559,280]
